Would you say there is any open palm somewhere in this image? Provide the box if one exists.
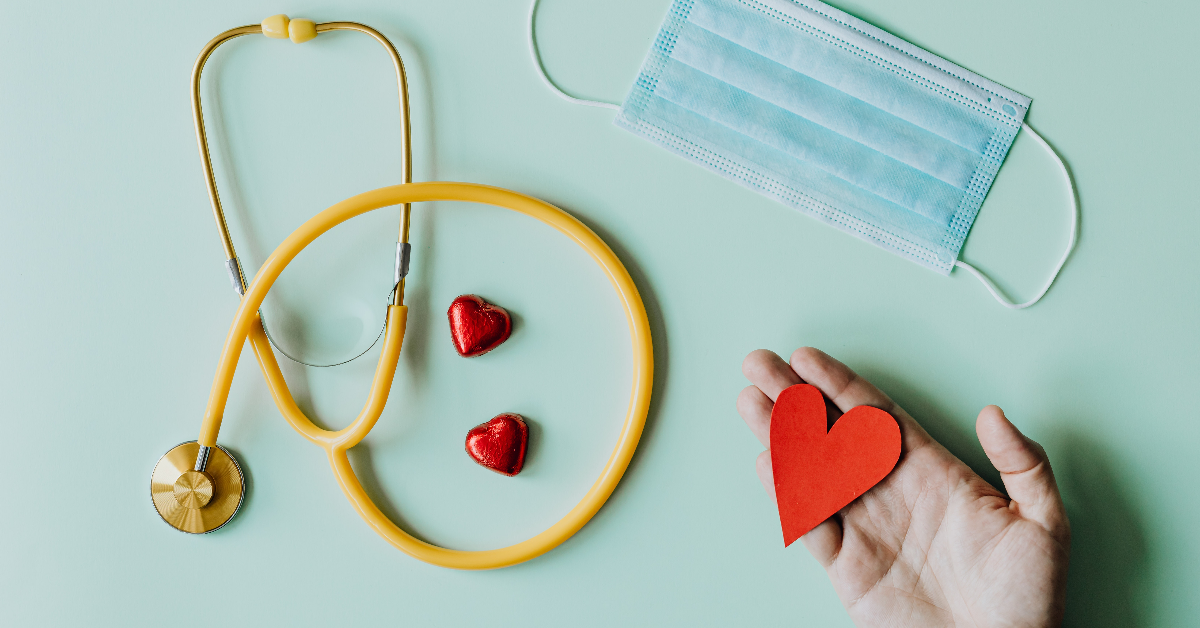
[738,348,1070,628]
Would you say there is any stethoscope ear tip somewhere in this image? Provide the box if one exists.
[151,441,244,534]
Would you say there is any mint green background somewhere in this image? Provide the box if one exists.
[1,0,1196,625]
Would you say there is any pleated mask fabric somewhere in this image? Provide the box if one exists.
[615,0,1031,274]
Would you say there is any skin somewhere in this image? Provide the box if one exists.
[738,348,1070,628]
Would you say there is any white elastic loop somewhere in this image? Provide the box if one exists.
[527,0,621,111]
[955,122,1078,309]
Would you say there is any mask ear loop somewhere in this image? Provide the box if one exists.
[527,0,620,110]
[529,2,1077,309]
[954,122,1079,309]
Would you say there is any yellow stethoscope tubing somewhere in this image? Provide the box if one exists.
[199,181,653,569]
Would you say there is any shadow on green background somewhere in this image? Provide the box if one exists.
[1057,434,1149,628]
[861,371,1150,627]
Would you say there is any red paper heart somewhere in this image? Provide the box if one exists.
[770,384,901,547]
[447,294,512,357]
[465,413,528,476]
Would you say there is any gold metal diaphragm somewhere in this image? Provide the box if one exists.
[151,441,244,534]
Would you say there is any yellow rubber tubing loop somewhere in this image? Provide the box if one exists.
[198,182,653,570]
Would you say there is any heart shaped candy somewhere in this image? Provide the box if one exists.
[447,294,512,357]
[770,384,901,547]
[465,413,528,476]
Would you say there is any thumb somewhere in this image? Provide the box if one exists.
[976,406,1069,541]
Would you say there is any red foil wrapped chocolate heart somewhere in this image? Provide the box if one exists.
[465,413,528,476]
[447,294,512,357]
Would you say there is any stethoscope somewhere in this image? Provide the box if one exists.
[150,15,653,570]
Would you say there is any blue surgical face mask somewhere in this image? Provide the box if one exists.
[528,0,1077,309]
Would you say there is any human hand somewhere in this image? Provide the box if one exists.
[738,348,1070,628]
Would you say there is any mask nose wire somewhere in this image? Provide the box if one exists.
[528,0,620,110]
[955,122,1079,309]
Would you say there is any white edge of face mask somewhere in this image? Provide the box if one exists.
[752,0,1029,123]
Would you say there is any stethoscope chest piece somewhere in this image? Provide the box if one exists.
[151,441,244,534]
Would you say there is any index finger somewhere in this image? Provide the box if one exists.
[788,347,933,450]
[741,349,803,401]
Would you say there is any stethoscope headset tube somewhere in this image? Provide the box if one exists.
[194,19,414,365]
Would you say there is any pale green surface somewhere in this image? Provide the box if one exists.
[0,0,1196,625]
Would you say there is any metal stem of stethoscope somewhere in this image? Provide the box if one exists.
[188,20,414,473]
